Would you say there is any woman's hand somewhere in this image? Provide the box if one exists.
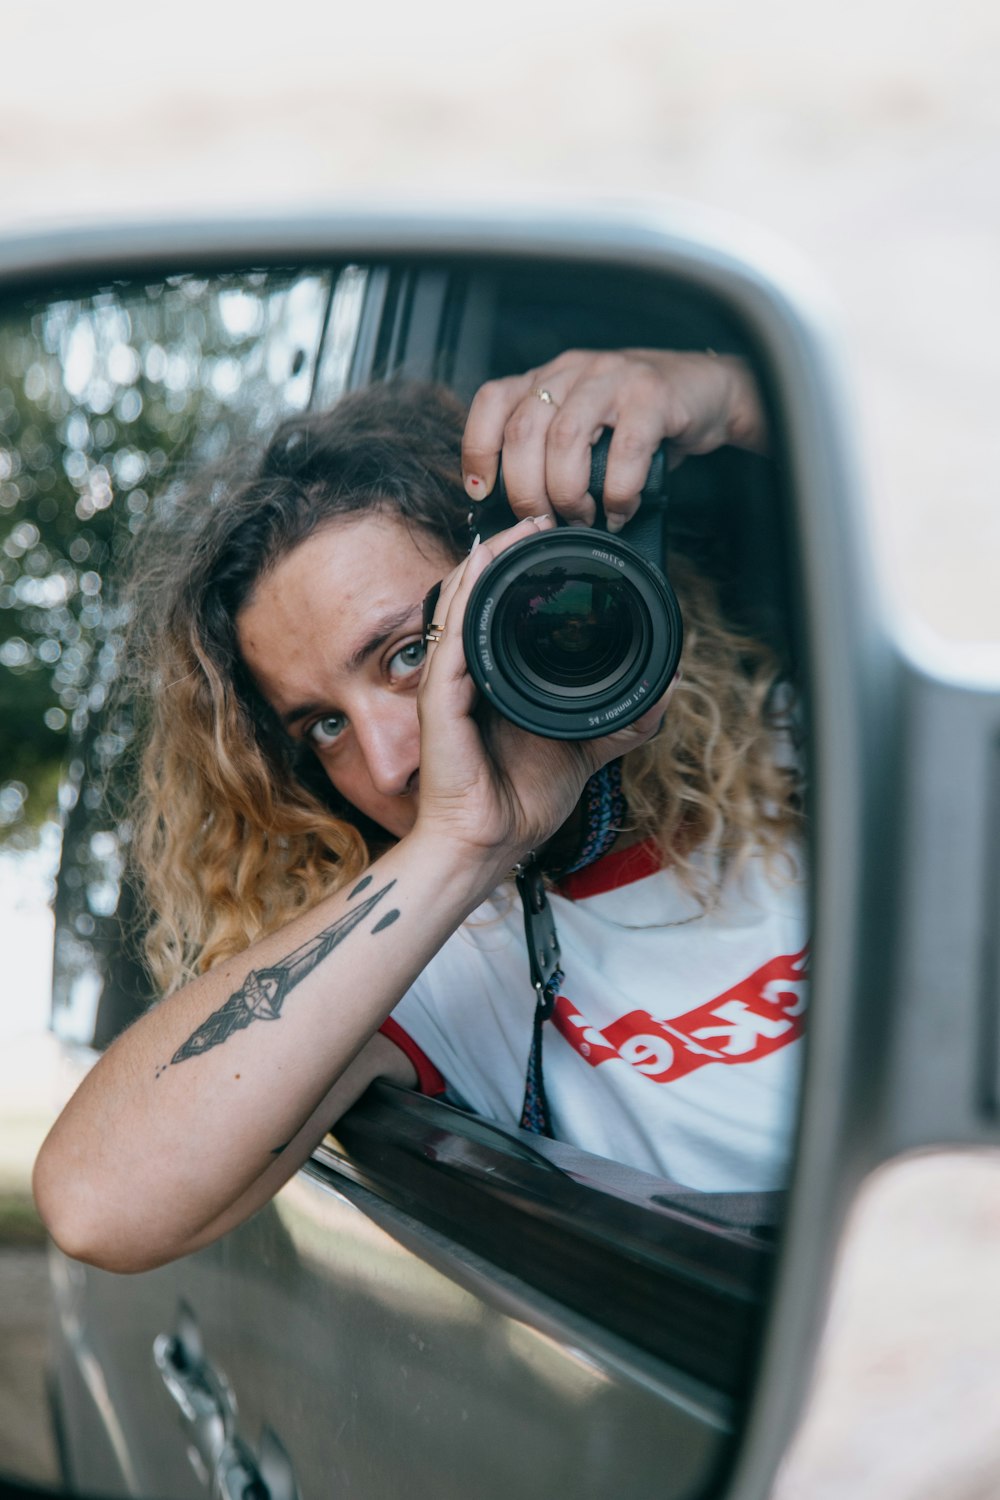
[411,516,677,879]
[461,348,767,533]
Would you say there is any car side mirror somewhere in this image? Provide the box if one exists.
[2,206,998,1500]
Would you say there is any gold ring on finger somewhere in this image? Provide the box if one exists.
[424,622,445,643]
[528,386,557,407]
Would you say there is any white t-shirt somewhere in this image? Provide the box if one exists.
[383,837,807,1192]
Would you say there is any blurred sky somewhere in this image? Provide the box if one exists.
[0,846,54,1040]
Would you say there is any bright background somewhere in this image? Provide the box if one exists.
[1,1,998,1495]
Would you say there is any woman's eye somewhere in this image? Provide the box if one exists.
[307,713,347,749]
[388,639,427,681]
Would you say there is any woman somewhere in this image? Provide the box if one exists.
[33,349,805,1273]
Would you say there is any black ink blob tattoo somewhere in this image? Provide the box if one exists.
[371,909,400,933]
[349,875,373,899]
[167,879,397,1067]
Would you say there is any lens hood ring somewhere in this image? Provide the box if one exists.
[464,530,682,742]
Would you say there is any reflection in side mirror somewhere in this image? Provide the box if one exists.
[1,214,875,1500]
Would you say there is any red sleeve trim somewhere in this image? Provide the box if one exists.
[379,1017,447,1096]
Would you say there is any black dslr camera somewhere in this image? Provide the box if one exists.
[427,430,684,742]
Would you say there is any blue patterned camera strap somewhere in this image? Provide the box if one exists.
[560,759,626,876]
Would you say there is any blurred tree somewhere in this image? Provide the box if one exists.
[0,268,342,844]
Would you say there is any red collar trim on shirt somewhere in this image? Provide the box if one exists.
[555,835,663,900]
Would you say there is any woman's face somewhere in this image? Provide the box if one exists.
[236,510,459,840]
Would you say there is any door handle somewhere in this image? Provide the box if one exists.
[153,1300,237,1472]
[214,1429,300,1500]
[154,1303,301,1500]
[213,1436,267,1500]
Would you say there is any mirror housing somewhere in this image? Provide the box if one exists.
[3,204,998,1500]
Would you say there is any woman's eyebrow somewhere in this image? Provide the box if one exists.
[280,602,423,731]
[345,603,423,672]
[282,701,324,732]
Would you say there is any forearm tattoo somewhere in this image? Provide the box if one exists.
[158,876,400,1074]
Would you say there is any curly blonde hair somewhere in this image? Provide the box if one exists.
[619,555,800,902]
[122,382,801,996]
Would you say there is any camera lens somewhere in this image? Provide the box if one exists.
[501,560,643,692]
[464,530,682,741]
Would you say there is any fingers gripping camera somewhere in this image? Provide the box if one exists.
[425,431,683,741]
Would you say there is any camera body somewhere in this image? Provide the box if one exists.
[433,430,684,742]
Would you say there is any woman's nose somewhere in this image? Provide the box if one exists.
[355,703,420,799]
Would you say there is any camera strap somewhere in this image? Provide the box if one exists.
[560,760,626,875]
[515,855,563,1137]
[516,760,626,1136]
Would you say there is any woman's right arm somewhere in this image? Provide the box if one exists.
[32,826,509,1273]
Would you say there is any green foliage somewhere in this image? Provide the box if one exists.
[0,268,337,843]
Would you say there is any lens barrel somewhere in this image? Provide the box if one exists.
[463,528,682,740]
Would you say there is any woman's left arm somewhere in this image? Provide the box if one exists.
[461,348,767,533]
